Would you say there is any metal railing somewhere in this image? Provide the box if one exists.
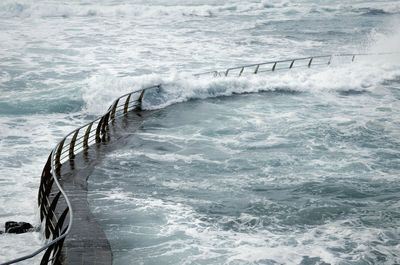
[1,84,160,265]
[193,52,398,78]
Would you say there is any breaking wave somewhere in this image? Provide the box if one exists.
[0,1,267,18]
[83,58,400,114]
[79,20,400,114]
[2,1,400,19]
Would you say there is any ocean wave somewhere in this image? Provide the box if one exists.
[0,1,270,18]
[92,193,400,264]
[362,8,391,16]
[356,7,399,16]
[82,59,400,114]
[2,1,399,20]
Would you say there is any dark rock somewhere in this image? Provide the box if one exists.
[5,221,34,234]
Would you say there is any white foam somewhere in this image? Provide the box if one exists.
[82,59,400,115]
[2,0,399,19]
[0,1,287,19]
[99,195,400,264]
[110,149,219,165]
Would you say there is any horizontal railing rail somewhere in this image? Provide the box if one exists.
[193,52,399,78]
[1,84,161,265]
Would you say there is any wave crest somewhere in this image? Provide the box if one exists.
[82,60,400,114]
[3,1,399,19]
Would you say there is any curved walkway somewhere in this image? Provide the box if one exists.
[57,110,154,265]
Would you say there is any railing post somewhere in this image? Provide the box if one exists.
[289,60,295,69]
[308,57,313,68]
[95,117,104,144]
[68,129,79,159]
[44,192,61,239]
[123,94,131,114]
[39,178,54,226]
[83,122,93,151]
[110,99,119,121]
[54,208,69,238]
[52,237,66,265]
[225,69,230,77]
[138,90,145,111]
[239,67,244,77]
[327,56,332,65]
[101,112,110,142]
[41,208,69,264]
[40,243,55,265]
[38,153,53,207]
[352,55,355,62]
[272,62,277,71]
[254,64,260,74]
[54,139,65,174]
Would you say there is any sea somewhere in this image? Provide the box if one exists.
[0,0,400,264]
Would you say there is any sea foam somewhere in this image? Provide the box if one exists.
[82,57,400,115]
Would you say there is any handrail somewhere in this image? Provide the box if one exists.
[1,84,161,265]
[193,52,399,78]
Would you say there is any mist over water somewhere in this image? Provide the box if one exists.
[0,0,400,264]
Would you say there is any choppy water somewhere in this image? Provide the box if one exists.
[0,0,400,264]
[89,85,400,264]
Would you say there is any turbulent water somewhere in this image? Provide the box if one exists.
[0,0,400,264]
